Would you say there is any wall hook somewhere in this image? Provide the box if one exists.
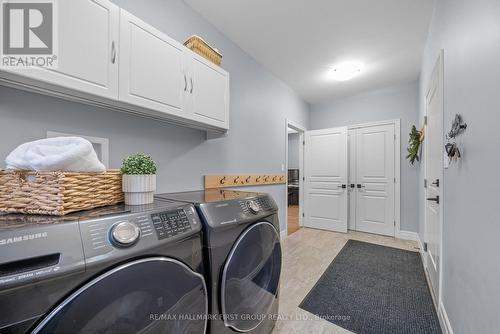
[447,114,467,140]
[205,174,287,189]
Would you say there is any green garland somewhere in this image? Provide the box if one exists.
[406,125,421,165]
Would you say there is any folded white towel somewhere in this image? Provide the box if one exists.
[5,137,106,172]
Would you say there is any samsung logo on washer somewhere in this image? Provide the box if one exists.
[0,232,48,245]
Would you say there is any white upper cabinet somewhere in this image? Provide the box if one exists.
[0,0,120,99]
[0,0,229,132]
[119,10,186,117]
[188,54,230,129]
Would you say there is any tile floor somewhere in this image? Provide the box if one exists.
[273,228,419,333]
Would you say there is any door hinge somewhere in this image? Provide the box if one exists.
[302,212,305,217]
[424,116,428,125]
[394,177,396,183]
[302,177,305,181]
[394,134,396,140]
[303,141,305,145]
[424,179,428,188]
[394,220,396,226]
[423,242,428,252]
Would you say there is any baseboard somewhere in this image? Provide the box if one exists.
[438,301,454,334]
[416,234,427,268]
[400,230,427,266]
[280,230,287,240]
[399,230,419,241]
[401,231,451,333]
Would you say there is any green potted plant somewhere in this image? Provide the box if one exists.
[121,153,157,205]
[406,125,423,165]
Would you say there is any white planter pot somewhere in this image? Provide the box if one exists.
[122,174,156,205]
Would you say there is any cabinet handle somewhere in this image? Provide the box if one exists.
[184,74,187,92]
[190,77,194,94]
[111,41,116,64]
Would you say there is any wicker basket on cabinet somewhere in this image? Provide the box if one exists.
[0,169,124,216]
[184,35,222,65]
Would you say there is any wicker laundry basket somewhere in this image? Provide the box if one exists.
[0,169,124,216]
[184,35,222,65]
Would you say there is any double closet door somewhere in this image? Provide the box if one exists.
[349,124,396,236]
[304,122,397,237]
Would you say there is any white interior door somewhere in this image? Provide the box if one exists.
[304,127,348,232]
[348,129,357,230]
[425,52,444,300]
[355,124,395,236]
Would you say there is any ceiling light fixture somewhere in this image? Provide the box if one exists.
[327,61,364,81]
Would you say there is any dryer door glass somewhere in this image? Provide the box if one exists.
[222,222,282,332]
[32,257,207,334]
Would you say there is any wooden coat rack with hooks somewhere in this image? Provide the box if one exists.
[205,174,287,189]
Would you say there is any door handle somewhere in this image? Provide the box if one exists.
[184,74,187,92]
[111,41,116,64]
[190,77,194,94]
[431,179,440,187]
[426,196,440,204]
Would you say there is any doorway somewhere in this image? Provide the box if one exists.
[285,120,306,237]
[424,50,444,302]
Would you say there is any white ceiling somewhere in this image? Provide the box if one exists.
[183,0,434,104]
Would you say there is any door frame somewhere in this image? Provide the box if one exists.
[347,119,401,238]
[424,50,445,306]
[284,119,306,239]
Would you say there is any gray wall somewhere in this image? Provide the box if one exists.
[0,0,310,233]
[287,133,300,169]
[310,82,420,232]
[419,0,500,332]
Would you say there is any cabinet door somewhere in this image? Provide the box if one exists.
[189,55,229,129]
[119,10,186,116]
[0,0,119,99]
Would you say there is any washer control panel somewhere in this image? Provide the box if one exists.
[198,194,278,228]
[151,209,192,240]
[79,204,200,265]
[238,196,275,215]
